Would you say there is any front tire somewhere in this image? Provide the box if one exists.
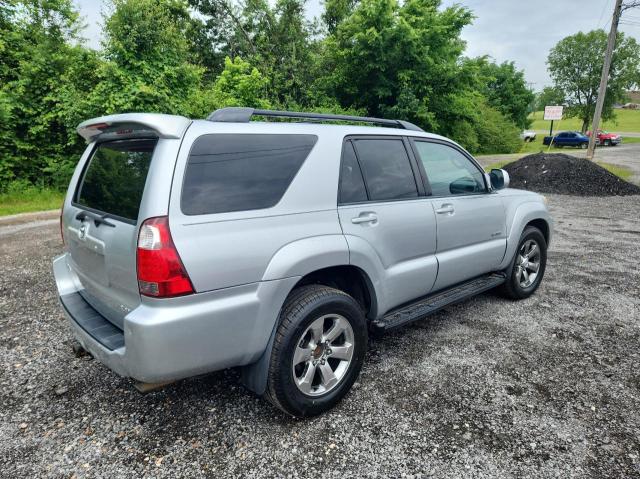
[265,285,367,417]
[499,226,547,299]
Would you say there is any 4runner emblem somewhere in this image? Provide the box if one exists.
[78,223,88,240]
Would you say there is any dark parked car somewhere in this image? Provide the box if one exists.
[543,131,590,148]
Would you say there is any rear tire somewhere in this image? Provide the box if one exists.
[499,226,547,300]
[265,285,367,417]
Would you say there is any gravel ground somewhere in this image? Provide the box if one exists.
[1,194,639,478]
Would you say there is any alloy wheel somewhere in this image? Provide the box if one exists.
[515,239,541,288]
[292,314,355,397]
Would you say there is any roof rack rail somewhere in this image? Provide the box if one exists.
[206,107,425,132]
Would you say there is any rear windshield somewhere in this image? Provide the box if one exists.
[181,134,317,215]
[75,139,157,222]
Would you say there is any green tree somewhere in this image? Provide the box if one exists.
[189,0,317,107]
[0,0,89,186]
[209,56,270,107]
[477,59,534,129]
[471,100,523,154]
[535,86,565,112]
[547,29,640,132]
[320,0,520,153]
[188,56,271,117]
[322,0,357,34]
[88,0,203,115]
[322,0,472,128]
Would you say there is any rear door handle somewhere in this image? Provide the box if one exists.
[435,204,455,215]
[351,212,378,225]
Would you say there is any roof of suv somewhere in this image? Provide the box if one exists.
[191,118,448,140]
[77,108,455,147]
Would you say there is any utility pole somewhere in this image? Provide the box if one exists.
[586,0,623,160]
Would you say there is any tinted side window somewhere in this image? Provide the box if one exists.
[182,134,317,215]
[352,139,418,201]
[339,142,367,204]
[413,141,486,196]
[75,138,157,222]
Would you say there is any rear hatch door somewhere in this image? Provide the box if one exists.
[63,138,157,329]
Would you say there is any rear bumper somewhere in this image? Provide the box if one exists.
[53,253,298,383]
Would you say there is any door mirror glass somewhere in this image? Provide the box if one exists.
[489,168,510,190]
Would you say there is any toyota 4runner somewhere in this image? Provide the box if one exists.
[53,108,552,417]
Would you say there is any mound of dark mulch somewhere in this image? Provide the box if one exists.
[503,153,640,196]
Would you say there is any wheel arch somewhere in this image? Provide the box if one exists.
[526,218,550,245]
[498,201,553,270]
[242,264,377,395]
[291,265,378,320]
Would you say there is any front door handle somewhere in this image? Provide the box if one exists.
[435,204,455,215]
[351,212,378,225]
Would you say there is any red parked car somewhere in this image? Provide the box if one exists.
[586,130,622,146]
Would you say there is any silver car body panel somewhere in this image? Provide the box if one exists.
[430,194,506,291]
[54,252,299,383]
[339,198,438,316]
[61,137,183,328]
[495,189,553,270]
[54,113,553,384]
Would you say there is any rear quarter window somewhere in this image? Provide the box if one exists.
[181,134,317,215]
[74,138,157,222]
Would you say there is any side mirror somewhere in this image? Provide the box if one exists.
[489,168,510,190]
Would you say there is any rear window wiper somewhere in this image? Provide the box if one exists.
[75,210,116,228]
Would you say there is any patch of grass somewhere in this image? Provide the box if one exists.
[528,109,640,132]
[621,136,640,143]
[597,162,633,181]
[484,160,513,171]
[519,137,568,154]
[0,183,64,216]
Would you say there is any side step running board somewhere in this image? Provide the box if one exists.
[371,273,506,334]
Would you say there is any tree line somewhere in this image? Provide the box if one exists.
[536,30,640,133]
[2,0,536,189]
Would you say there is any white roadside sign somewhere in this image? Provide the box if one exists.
[544,105,563,121]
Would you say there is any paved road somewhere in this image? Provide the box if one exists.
[477,142,640,185]
[1,195,640,478]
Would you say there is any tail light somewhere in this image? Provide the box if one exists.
[136,216,194,298]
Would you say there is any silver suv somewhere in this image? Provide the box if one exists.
[53,108,552,417]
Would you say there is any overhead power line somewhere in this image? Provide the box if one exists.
[587,0,623,160]
[597,0,612,27]
[587,0,640,160]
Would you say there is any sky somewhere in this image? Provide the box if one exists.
[74,0,640,90]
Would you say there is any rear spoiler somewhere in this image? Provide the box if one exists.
[77,113,191,143]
